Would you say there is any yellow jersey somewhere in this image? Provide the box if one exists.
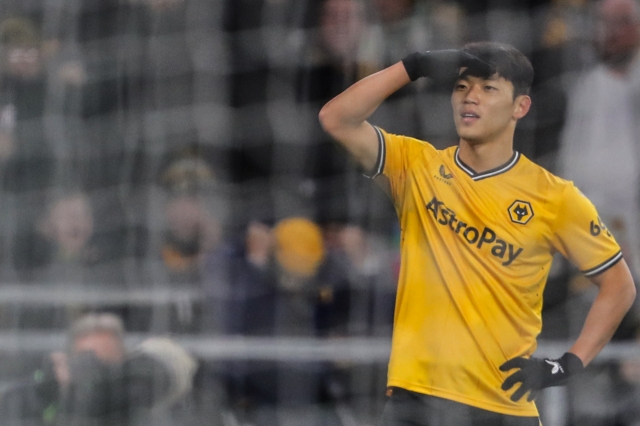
[371,127,622,417]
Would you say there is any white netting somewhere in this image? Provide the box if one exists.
[0,1,638,425]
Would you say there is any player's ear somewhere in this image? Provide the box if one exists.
[513,95,531,120]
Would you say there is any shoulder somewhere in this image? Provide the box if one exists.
[516,154,572,191]
[512,155,586,218]
[377,127,438,156]
[521,157,596,219]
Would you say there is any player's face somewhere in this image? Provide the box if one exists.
[451,74,530,145]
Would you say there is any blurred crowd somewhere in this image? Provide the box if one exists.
[0,0,639,425]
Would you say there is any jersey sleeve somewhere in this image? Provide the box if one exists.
[368,126,430,204]
[550,183,623,277]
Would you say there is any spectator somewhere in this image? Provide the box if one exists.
[285,0,382,228]
[42,0,219,192]
[150,148,225,286]
[528,0,595,171]
[336,223,397,423]
[0,17,45,82]
[338,224,396,337]
[0,17,54,194]
[158,148,219,195]
[0,312,204,426]
[0,312,127,425]
[558,0,640,277]
[204,217,350,335]
[159,194,222,286]
[120,0,225,140]
[12,191,127,287]
[556,2,640,422]
[124,148,227,333]
[218,0,277,229]
[202,216,351,426]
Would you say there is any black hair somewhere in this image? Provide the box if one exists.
[460,42,534,98]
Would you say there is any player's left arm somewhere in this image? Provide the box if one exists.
[501,183,636,402]
[501,258,636,402]
[568,257,636,365]
[552,184,637,365]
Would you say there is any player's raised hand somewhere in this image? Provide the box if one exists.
[499,352,585,402]
[401,49,494,85]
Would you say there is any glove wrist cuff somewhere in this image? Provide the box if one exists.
[561,352,585,375]
[401,52,422,82]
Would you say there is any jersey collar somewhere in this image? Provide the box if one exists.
[454,148,520,181]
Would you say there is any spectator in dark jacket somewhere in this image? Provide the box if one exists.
[202,216,351,426]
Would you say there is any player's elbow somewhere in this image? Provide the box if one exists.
[319,100,356,139]
[627,278,637,303]
[622,280,636,318]
[620,264,637,301]
[593,259,637,312]
[616,270,636,313]
[318,103,339,136]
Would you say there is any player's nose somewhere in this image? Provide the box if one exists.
[463,84,481,104]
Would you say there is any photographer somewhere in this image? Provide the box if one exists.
[0,313,201,426]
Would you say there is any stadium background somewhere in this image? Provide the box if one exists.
[0,0,638,425]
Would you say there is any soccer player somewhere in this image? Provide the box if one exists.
[318,42,637,425]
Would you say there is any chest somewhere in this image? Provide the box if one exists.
[402,160,552,266]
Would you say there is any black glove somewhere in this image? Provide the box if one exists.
[401,49,493,84]
[500,352,584,402]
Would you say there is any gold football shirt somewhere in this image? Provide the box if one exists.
[371,127,622,416]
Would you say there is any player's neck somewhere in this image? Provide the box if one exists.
[457,137,514,174]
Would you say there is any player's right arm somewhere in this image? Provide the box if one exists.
[319,50,492,174]
[318,62,410,173]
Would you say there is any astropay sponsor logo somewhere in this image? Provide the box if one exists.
[426,196,523,267]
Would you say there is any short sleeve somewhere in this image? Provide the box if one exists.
[363,126,387,179]
[369,126,431,204]
[551,183,622,277]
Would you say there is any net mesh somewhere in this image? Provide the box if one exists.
[0,1,638,425]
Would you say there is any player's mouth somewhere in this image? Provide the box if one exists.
[460,111,480,124]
